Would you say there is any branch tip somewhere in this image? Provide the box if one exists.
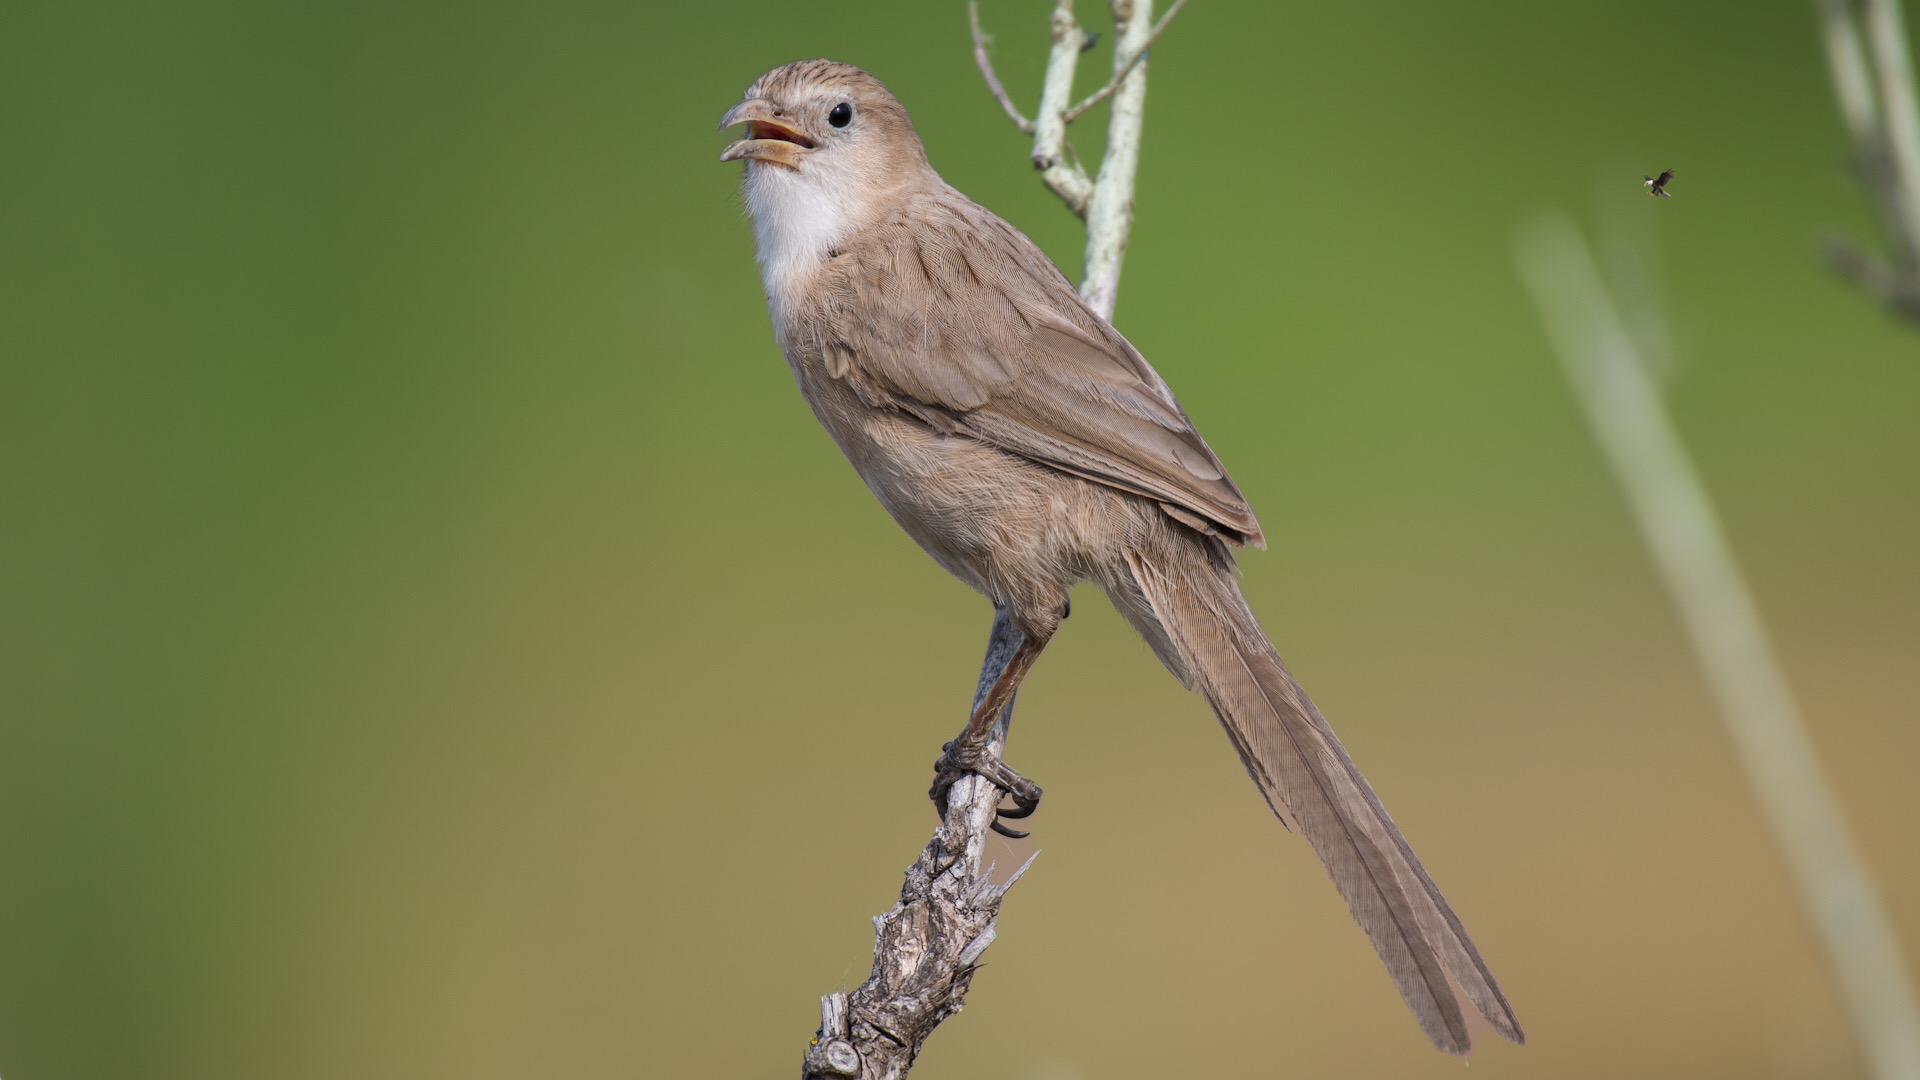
[969,2,1036,134]
[1062,0,1190,123]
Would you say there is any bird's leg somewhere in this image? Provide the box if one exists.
[931,604,1051,837]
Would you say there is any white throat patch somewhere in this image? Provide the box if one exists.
[742,157,855,319]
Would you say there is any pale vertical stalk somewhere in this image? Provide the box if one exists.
[1595,189,1674,385]
[1822,0,1884,149]
[1516,213,1920,1080]
[1033,0,1095,213]
[1079,0,1154,320]
[1863,0,1920,268]
[1032,0,1081,167]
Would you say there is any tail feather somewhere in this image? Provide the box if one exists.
[1120,548,1524,1054]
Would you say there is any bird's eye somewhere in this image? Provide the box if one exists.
[828,102,853,128]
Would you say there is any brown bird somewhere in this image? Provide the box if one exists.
[1645,169,1675,197]
[720,59,1524,1055]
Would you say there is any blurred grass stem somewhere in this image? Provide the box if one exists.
[1517,213,1920,1080]
[1862,0,1920,260]
[1816,0,1920,320]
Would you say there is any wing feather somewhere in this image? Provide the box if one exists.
[820,189,1264,546]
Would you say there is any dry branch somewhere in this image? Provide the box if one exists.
[968,4,1036,133]
[799,772,1035,1080]
[800,610,1035,1079]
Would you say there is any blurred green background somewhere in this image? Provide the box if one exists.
[3,0,1917,1076]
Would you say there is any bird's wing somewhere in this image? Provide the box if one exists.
[1658,169,1675,184]
[819,191,1264,546]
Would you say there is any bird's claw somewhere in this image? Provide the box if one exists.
[988,786,1041,837]
[930,740,1043,837]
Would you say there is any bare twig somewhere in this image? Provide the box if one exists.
[968,2,1035,134]
[1062,0,1188,122]
[1041,161,1096,220]
[974,0,1096,215]
[967,0,1184,314]
[1517,212,1920,1080]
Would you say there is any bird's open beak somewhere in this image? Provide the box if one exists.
[718,98,814,170]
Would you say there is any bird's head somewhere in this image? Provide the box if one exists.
[719,61,933,292]
[720,60,929,199]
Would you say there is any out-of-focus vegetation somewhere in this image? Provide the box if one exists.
[1,1,1916,1078]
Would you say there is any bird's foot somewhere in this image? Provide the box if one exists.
[930,740,1043,838]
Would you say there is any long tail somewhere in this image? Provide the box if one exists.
[1118,546,1524,1055]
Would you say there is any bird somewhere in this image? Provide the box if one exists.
[719,59,1524,1056]
[1645,169,1675,197]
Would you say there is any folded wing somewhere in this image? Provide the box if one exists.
[816,189,1264,547]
